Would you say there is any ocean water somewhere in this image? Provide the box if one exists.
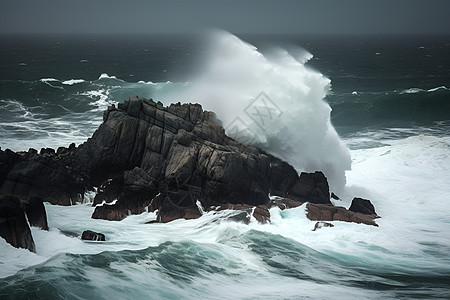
[1,32,450,299]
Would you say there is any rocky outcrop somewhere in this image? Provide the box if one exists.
[0,148,86,206]
[81,230,105,241]
[288,172,331,205]
[0,196,36,252]
[306,203,379,226]
[73,97,331,222]
[0,97,378,227]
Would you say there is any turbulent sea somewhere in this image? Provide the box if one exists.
[1,32,450,299]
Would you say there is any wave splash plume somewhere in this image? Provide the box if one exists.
[156,31,351,190]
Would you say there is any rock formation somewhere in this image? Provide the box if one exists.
[349,197,378,217]
[0,96,379,248]
[306,202,379,227]
[74,97,331,222]
[0,196,36,252]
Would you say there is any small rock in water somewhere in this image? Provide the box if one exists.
[81,230,106,241]
[349,197,378,217]
[312,221,334,231]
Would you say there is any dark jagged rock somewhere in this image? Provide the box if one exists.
[0,196,36,252]
[331,192,340,200]
[0,149,20,185]
[81,230,105,241]
[0,148,86,206]
[306,203,378,227]
[39,148,55,156]
[70,97,331,221]
[24,196,49,230]
[288,171,331,205]
[1,97,376,226]
[349,197,378,217]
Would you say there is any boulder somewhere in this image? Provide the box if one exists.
[92,203,130,221]
[0,196,36,252]
[349,197,378,217]
[70,97,317,221]
[288,171,331,204]
[306,203,378,226]
[81,230,105,241]
[0,151,85,206]
[0,97,338,224]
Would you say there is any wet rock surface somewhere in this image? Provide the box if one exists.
[306,203,379,227]
[0,97,378,230]
[81,230,106,241]
[0,196,36,252]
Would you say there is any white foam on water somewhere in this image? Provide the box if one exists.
[79,89,117,112]
[154,30,351,190]
[62,79,85,85]
[2,131,449,279]
[39,78,59,82]
[39,78,64,90]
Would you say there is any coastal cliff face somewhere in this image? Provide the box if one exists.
[0,97,378,250]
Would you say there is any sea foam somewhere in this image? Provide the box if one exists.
[154,31,351,190]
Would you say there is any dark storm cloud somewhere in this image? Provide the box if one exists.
[1,0,449,35]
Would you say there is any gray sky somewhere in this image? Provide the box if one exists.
[1,0,449,35]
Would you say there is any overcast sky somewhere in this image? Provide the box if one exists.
[1,0,449,35]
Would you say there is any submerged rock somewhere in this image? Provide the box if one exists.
[0,196,36,252]
[81,230,105,241]
[288,172,331,205]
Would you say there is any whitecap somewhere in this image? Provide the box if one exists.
[400,87,422,94]
[62,79,85,85]
[428,85,448,92]
[98,73,117,80]
[40,78,59,83]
